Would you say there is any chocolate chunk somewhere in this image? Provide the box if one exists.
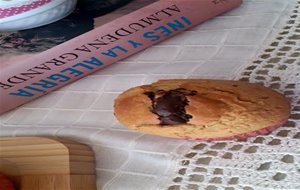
[145,88,197,125]
[144,91,155,101]
[160,115,190,125]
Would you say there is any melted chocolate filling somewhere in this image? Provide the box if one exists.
[145,88,197,125]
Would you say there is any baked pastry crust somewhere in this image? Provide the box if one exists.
[114,79,291,140]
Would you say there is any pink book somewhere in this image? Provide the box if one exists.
[0,0,242,114]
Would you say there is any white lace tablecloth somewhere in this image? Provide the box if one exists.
[1,0,300,190]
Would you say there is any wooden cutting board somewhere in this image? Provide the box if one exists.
[0,137,96,190]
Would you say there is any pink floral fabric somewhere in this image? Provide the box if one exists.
[0,0,52,19]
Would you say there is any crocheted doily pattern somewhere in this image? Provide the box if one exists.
[168,1,300,190]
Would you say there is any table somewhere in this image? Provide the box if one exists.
[1,0,299,189]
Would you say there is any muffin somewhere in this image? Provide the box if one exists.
[114,79,291,140]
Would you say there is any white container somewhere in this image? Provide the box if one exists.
[0,0,77,31]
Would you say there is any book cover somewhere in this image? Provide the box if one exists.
[0,0,242,114]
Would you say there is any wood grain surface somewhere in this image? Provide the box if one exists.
[0,137,96,190]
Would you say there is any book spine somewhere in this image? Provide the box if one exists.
[0,0,242,114]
